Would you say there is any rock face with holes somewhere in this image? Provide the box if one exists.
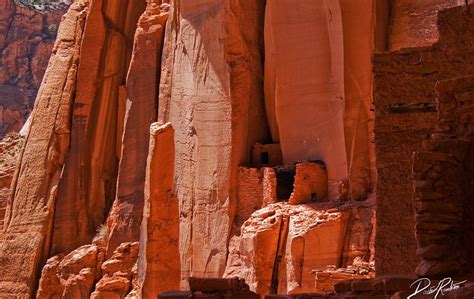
[0,0,69,138]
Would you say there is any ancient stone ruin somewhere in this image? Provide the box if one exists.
[0,0,473,298]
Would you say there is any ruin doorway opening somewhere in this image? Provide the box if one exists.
[275,166,295,201]
[261,151,270,165]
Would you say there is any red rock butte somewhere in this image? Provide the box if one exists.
[0,0,473,298]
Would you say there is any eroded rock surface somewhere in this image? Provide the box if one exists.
[264,0,347,183]
[91,242,138,298]
[138,122,180,298]
[0,0,473,298]
[225,200,375,296]
[107,0,169,258]
[0,133,23,236]
[158,0,269,287]
[50,0,146,256]
[0,2,87,296]
[37,244,104,298]
[0,0,69,138]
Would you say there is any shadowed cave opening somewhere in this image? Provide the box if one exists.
[274,166,295,201]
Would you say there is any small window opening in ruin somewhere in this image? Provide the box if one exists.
[311,192,317,202]
[261,151,269,165]
[275,167,295,201]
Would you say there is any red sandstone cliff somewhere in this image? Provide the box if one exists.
[0,0,69,138]
[1,0,474,298]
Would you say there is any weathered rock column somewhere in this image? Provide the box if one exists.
[0,2,88,296]
[138,122,179,298]
[50,0,146,255]
[340,0,377,200]
[106,0,169,257]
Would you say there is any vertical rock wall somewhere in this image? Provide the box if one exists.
[158,0,268,287]
[1,0,472,297]
[0,0,69,138]
[0,2,87,296]
[0,134,23,236]
[138,122,180,297]
[264,0,347,183]
[340,0,377,200]
[50,0,146,255]
[106,0,169,257]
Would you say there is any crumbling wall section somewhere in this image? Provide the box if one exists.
[374,3,474,276]
[288,162,328,205]
[412,74,474,277]
[235,167,263,229]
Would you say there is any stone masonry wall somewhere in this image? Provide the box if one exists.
[374,3,474,276]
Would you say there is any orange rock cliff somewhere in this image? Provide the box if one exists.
[0,0,474,298]
[0,0,70,138]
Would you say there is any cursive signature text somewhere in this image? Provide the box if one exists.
[407,277,467,299]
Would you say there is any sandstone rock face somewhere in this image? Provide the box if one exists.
[2,0,474,297]
[340,0,377,200]
[0,133,23,236]
[264,0,347,183]
[37,244,104,298]
[50,0,146,256]
[107,1,169,257]
[158,0,269,287]
[389,0,465,51]
[138,122,180,298]
[0,2,87,296]
[224,202,375,296]
[91,242,139,298]
[0,0,69,138]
